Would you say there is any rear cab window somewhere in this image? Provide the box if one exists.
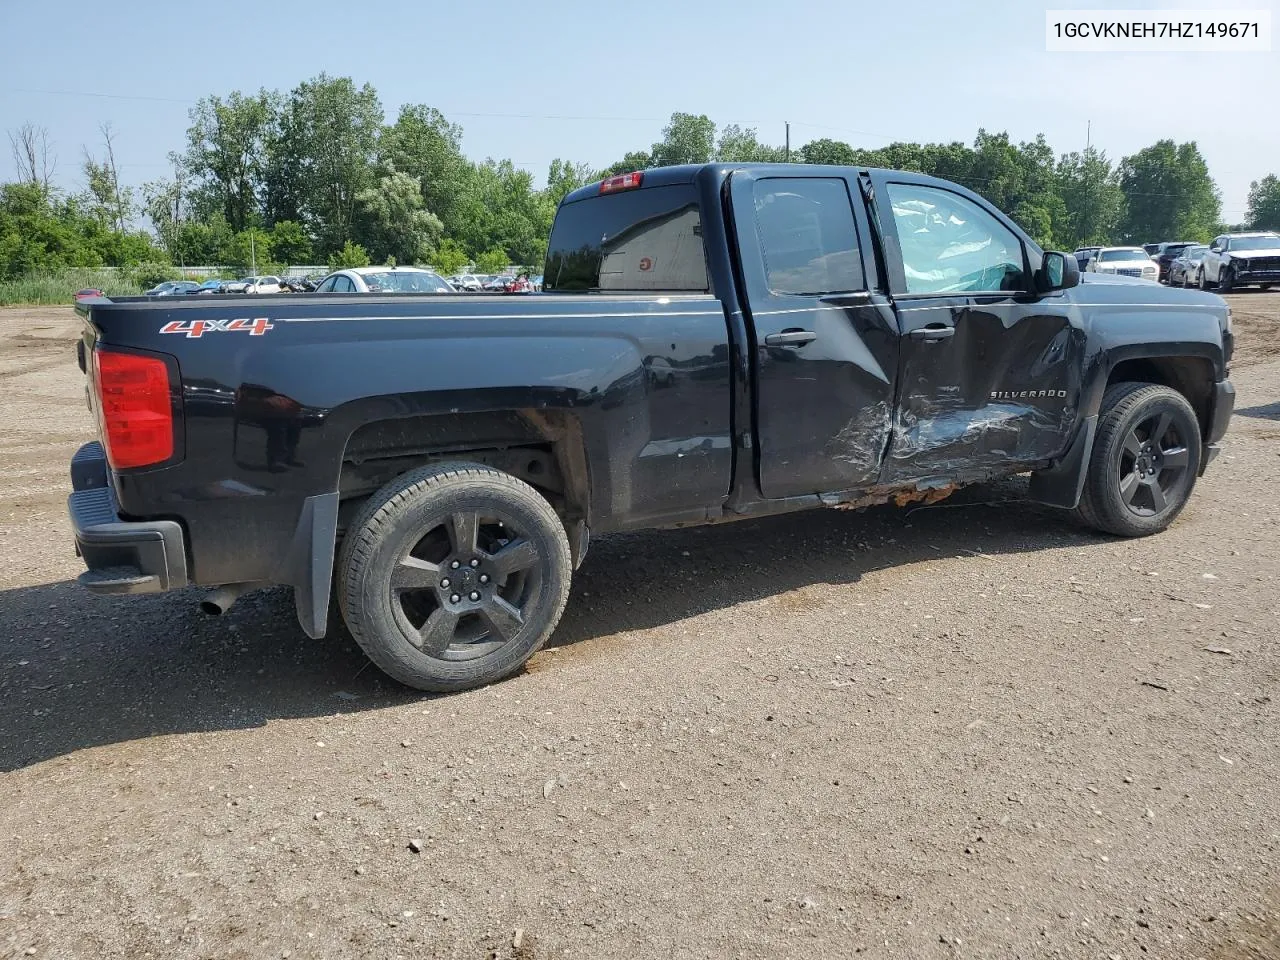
[544,184,709,293]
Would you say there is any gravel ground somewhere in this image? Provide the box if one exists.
[1,299,1278,960]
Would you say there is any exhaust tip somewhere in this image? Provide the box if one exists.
[200,583,252,617]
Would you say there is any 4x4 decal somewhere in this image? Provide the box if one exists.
[160,317,274,338]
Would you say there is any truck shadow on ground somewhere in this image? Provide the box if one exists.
[0,481,1097,771]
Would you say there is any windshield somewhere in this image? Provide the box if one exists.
[1230,235,1280,251]
[1100,248,1149,262]
[363,270,452,293]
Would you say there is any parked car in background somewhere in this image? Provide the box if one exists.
[1152,241,1196,283]
[73,288,104,302]
[314,266,455,294]
[483,275,514,291]
[222,278,253,293]
[449,274,483,291]
[243,276,284,294]
[1143,243,1162,257]
[1197,232,1280,292]
[144,280,201,297]
[194,279,227,295]
[1169,244,1209,287]
[530,274,544,291]
[1073,246,1101,271]
[1085,247,1159,281]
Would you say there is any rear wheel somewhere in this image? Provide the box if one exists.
[338,462,572,692]
[1076,383,1201,537]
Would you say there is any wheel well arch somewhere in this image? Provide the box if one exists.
[1105,356,1214,438]
[337,409,591,532]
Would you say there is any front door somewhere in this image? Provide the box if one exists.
[867,175,1083,482]
[728,171,900,500]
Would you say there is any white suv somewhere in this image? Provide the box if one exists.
[1198,232,1280,292]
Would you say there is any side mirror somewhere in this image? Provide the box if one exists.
[1038,251,1079,292]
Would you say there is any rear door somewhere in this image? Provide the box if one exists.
[867,174,1082,482]
[727,170,900,499]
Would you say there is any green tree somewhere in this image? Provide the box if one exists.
[650,113,716,167]
[268,75,383,255]
[1246,174,1280,231]
[1056,147,1124,248]
[1118,140,1220,243]
[600,150,653,178]
[354,165,443,264]
[799,138,857,165]
[474,247,510,274]
[221,228,276,274]
[715,125,785,162]
[269,220,312,265]
[431,238,469,275]
[181,90,277,231]
[545,159,597,205]
[328,239,370,269]
[378,104,469,241]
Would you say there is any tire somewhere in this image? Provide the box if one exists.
[1218,266,1234,293]
[1076,382,1202,537]
[1198,268,1209,291]
[338,462,572,692]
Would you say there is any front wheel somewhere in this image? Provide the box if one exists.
[338,462,572,692]
[1218,267,1234,293]
[1076,383,1201,537]
[1198,268,1209,291]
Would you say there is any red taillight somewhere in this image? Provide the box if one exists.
[600,171,643,194]
[93,348,174,469]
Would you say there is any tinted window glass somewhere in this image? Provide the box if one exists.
[886,183,1025,294]
[1099,248,1148,261]
[752,178,863,296]
[544,184,708,292]
[334,276,355,293]
[1231,235,1280,251]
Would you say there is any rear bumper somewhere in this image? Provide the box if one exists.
[1201,378,1235,473]
[68,442,188,595]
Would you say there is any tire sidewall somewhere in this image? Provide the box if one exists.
[343,471,571,691]
[1089,389,1202,536]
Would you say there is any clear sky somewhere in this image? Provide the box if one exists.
[2,0,1276,225]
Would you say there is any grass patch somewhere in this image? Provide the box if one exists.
[0,269,142,306]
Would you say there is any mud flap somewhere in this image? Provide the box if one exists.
[278,492,340,639]
[1028,415,1097,509]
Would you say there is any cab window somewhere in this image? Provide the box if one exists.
[886,183,1026,294]
[751,178,864,296]
[544,184,709,292]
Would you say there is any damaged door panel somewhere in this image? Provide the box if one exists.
[728,170,900,499]
[870,176,1085,482]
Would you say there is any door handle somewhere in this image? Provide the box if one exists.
[909,323,955,341]
[764,330,817,347]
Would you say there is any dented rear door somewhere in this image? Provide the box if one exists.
[728,170,899,499]
[867,174,1083,483]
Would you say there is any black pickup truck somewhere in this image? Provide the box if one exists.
[69,163,1235,691]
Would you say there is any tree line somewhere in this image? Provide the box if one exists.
[5,75,1280,284]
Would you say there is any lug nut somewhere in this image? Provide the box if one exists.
[441,578,451,588]
[469,591,480,601]
[469,558,480,568]
[450,594,460,604]
[450,560,460,569]
[479,574,489,584]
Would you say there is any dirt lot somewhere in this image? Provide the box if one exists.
[1,298,1278,960]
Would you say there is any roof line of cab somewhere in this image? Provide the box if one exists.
[559,162,963,207]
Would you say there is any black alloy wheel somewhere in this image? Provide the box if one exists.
[1115,410,1192,518]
